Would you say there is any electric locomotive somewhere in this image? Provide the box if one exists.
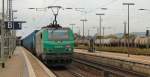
[35,26,74,66]
[22,6,75,66]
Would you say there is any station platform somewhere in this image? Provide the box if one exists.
[74,49,150,76]
[0,46,56,77]
[75,49,150,64]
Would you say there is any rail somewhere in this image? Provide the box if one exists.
[73,58,147,77]
[76,49,150,68]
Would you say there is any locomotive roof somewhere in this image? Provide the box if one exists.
[44,27,71,30]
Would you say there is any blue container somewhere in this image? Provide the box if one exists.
[22,30,39,53]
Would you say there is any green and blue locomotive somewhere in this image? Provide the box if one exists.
[22,27,74,66]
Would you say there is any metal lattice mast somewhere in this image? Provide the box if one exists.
[0,0,5,68]
[123,3,135,57]
[96,13,104,47]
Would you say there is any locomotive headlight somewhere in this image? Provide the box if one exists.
[65,45,72,51]
[68,48,72,51]
[66,48,71,51]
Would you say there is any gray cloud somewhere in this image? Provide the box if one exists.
[0,0,150,37]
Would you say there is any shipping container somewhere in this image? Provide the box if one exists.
[22,30,39,54]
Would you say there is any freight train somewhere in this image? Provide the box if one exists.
[76,37,150,48]
[22,27,74,66]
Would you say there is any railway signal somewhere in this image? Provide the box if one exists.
[146,30,149,37]
[146,27,150,49]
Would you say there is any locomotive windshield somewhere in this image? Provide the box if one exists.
[48,29,69,40]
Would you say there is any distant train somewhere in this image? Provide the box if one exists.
[75,37,150,48]
[22,27,75,66]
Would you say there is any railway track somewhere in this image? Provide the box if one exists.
[23,47,148,77]
[49,61,103,77]
[24,47,149,77]
[50,66,84,77]
[50,57,141,77]
[73,58,147,77]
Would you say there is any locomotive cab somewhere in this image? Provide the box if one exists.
[35,28,74,66]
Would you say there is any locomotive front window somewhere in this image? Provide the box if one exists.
[48,29,69,40]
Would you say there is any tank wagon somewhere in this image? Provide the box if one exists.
[76,37,150,48]
[22,28,74,66]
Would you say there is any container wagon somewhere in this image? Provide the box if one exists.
[22,30,39,55]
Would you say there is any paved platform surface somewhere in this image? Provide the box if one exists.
[0,47,56,77]
[0,47,26,77]
[75,49,150,65]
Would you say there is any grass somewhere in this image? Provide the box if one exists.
[75,45,150,56]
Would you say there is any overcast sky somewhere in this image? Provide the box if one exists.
[0,0,150,37]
